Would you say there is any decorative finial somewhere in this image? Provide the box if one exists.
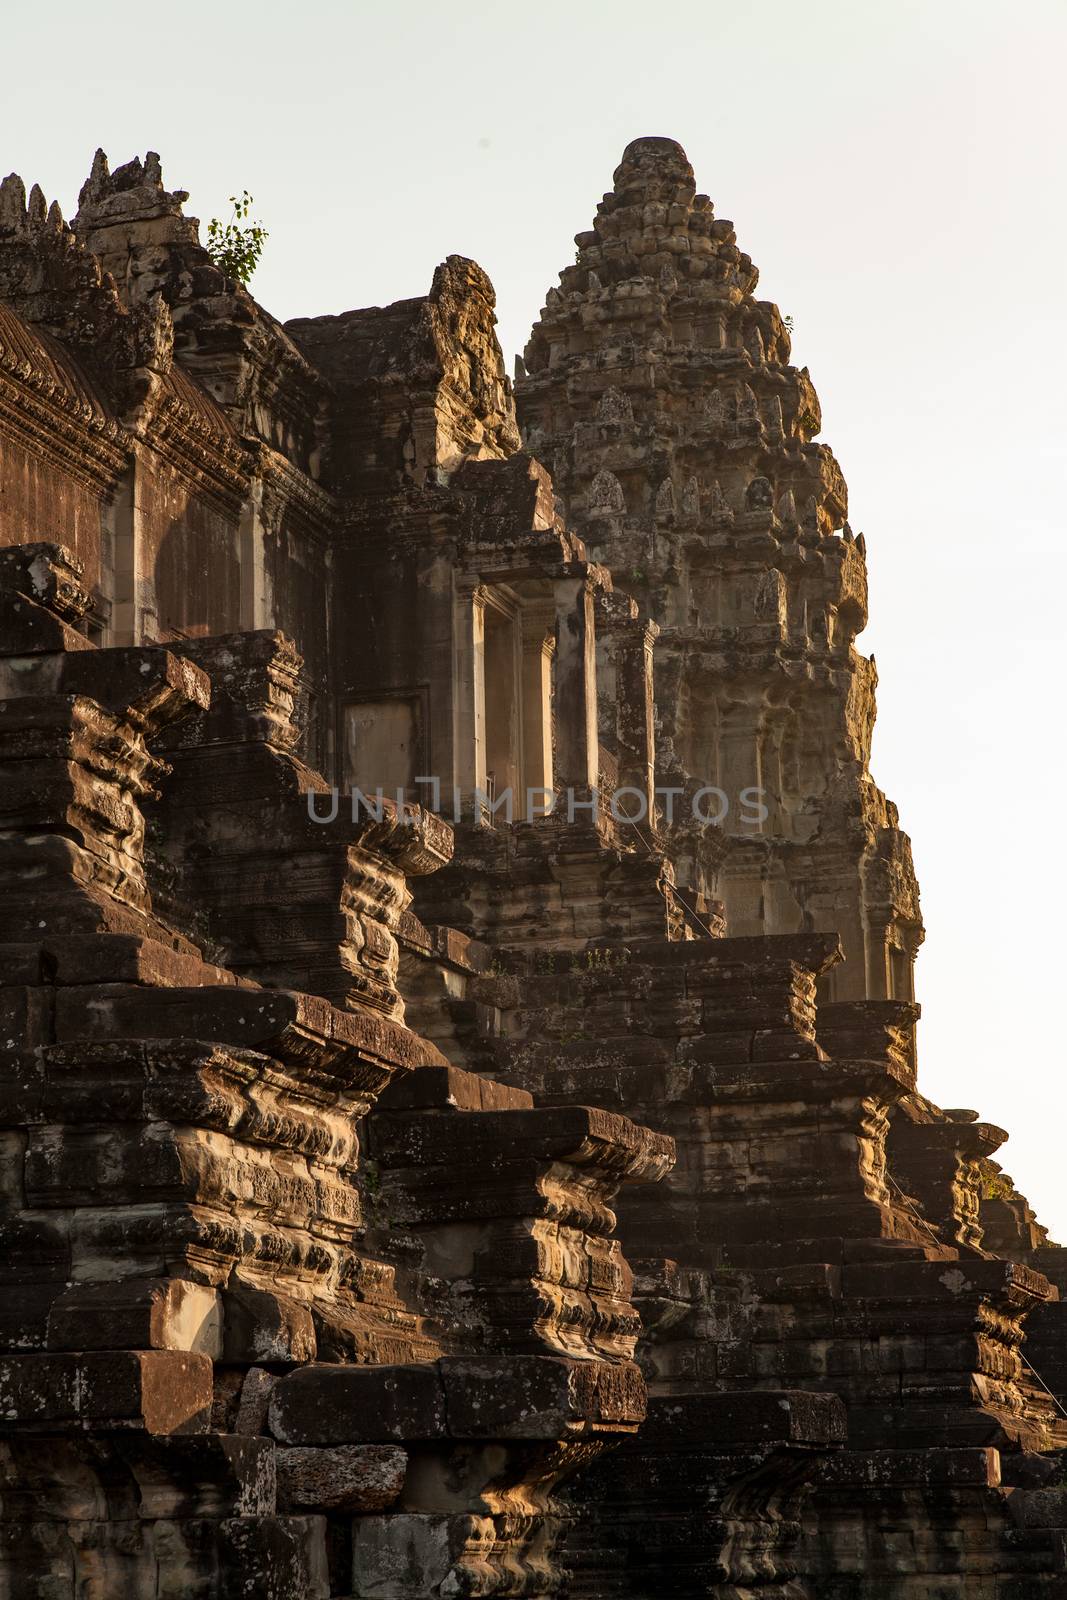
[27,184,47,228]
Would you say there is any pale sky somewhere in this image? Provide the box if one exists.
[3,0,1065,1228]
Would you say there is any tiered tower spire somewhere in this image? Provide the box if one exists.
[517,136,922,1003]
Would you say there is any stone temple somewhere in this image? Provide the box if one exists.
[0,134,1062,1597]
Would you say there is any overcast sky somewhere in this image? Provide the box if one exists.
[3,0,1065,1228]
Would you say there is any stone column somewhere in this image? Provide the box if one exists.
[615,620,658,823]
[597,591,658,825]
[238,476,272,630]
[718,699,763,828]
[452,578,487,812]
[104,461,138,645]
[863,916,892,1002]
[553,575,599,795]
[521,599,555,815]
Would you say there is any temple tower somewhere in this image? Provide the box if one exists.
[516,136,922,1003]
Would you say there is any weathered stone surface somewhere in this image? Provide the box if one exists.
[0,1351,213,1434]
[268,1364,447,1446]
[275,1444,407,1512]
[439,1354,647,1436]
[47,1277,223,1356]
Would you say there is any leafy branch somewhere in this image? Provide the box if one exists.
[205,190,268,285]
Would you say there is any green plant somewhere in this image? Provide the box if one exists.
[205,190,268,285]
[981,1171,1013,1202]
[578,946,629,971]
[782,314,795,333]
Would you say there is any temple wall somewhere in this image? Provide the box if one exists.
[139,450,243,640]
[0,432,110,592]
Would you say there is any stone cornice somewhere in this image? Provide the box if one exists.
[143,384,253,512]
[256,444,339,536]
[0,363,129,493]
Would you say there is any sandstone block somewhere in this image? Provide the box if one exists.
[222,1282,316,1364]
[218,1514,329,1600]
[276,1443,407,1512]
[440,1355,646,1437]
[642,1388,846,1445]
[351,1512,489,1600]
[0,1350,212,1433]
[47,1277,223,1357]
[235,1366,279,1436]
[268,1364,446,1445]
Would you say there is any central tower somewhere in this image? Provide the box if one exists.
[516,135,922,1004]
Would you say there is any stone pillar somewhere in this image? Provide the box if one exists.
[452,579,487,811]
[615,618,657,823]
[238,477,272,631]
[553,575,599,794]
[521,598,555,815]
[597,591,658,825]
[718,698,764,835]
[105,461,138,645]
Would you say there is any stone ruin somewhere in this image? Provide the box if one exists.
[0,133,1063,1598]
